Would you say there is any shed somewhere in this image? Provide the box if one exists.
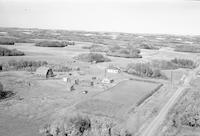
[35,66,54,78]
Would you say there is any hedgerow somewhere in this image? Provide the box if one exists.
[2,59,48,71]
[126,63,164,78]
[0,47,24,56]
[41,114,132,136]
[35,41,67,47]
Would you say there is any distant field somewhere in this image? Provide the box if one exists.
[75,80,160,119]
[0,43,89,64]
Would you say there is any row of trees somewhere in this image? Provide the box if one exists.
[0,38,15,45]
[126,63,163,78]
[41,114,132,136]
[0,47,25,56]
[171,58,196,69]
[35,41,67,47]
[35,40,75,47]
[2,59,48,71]
[151,58,196,70]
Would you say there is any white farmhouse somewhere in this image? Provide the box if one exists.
[106,66,120,74]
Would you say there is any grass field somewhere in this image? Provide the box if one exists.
[75,80,160,120]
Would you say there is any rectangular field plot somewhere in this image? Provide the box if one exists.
[75,80,161,119]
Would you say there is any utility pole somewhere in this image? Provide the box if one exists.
[171,70,173,88]
[104,68,107,78]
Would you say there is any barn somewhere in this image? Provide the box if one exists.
[35,66,54,78]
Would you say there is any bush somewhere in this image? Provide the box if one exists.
[35,41,67,47]
[3,60,48,71]
[0,38,15,45]
[75,53,111,63]
[174,45,200,53]
[151,58,196,70]
[151,60,178,70]
[0,82,15,100]
[41,114,132,136]
[41,114,91,136]
[171,58,196,69]
[68,115,91,135]
[168,91,200,130]
[0,47,25,56]
[126,63,164,78]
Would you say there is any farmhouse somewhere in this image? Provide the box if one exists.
[106,68,120,74]
[35,66,54,78]
[106,66,121,74]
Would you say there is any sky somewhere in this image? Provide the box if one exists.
[0,0,200,35]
